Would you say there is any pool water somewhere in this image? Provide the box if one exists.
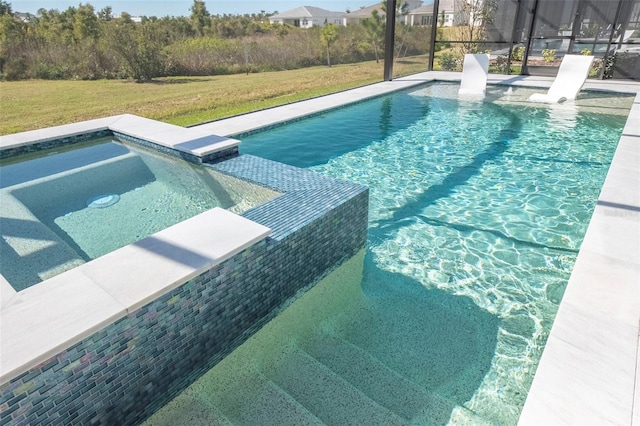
[0,138,279,291]
[144,83,632,425]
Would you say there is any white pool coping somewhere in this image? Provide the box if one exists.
[0,208,271,384]
[198,72,640,425]
[0,113,240,158]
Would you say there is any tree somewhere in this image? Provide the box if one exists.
[73,4,99,42]
[190,0,210,36]
[0,1,12,16]
[320,23,338,67]
[389,1,412,59]
[381,0,409,17]
[453,0,497,54]
[98,6,113,21]
[0,11,26,78]
[106,16,166,81]
[361,9,385,63]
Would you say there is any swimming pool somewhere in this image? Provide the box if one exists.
[144,83,633,425]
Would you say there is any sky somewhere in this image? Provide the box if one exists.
[10,0,379,17]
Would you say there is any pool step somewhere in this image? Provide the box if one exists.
[441,405,496,426]
[316,332,495,426]
[330,297,500,425]
[337,293,496,405]
[302,333,455,423]
[0,193,85,291]
[226,373,324,426]
[265,347,406,425]
[198,368,323,426]
[141,386,234,426]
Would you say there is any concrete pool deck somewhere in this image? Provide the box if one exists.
[0,113,240,161]
[197,72,640,425]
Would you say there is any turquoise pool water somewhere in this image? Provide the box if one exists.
[144,83,632,425]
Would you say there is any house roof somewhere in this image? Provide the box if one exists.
[440,0,456,12]
[347,1,429,18]
[271,6,346,19]
[347,4,385,18]
[408,4,434,14]
[408,0,455,14]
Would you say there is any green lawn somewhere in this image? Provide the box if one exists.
[1,57,428,135]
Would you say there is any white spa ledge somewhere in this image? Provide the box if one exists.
[0,114,240,159]
[0,208,271,385]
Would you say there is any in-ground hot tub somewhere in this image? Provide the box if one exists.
[0,114,369,426]
[1,136,280,291]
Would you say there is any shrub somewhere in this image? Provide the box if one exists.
[164,37,242,75]
[603,55,615,79]
[588,58,602,78]
[492,55,508,73]
[541,49,556,63]
[511,46,524,61]
[438,52,460,70]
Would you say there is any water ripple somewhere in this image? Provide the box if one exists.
[310,83,627,424]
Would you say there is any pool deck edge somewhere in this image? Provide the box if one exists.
[0,113,241,159]
[0,208,271,385]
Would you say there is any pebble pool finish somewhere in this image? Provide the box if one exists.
[0,155,368,426]
[144,83,632,425]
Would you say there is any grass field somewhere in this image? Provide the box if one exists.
[1,57,428,135]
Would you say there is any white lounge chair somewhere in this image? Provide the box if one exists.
[458,54,490,97]
[528,54,594,103]
[615,29,635,44]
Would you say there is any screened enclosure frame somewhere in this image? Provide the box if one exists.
[383,0,640,81]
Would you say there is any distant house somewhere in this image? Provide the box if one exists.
[14,12,34,23]
[344,4,384,25]
[407,0,458,27]
[345,0,424,25]
[268,6,347,28]
[269,2,429,28]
